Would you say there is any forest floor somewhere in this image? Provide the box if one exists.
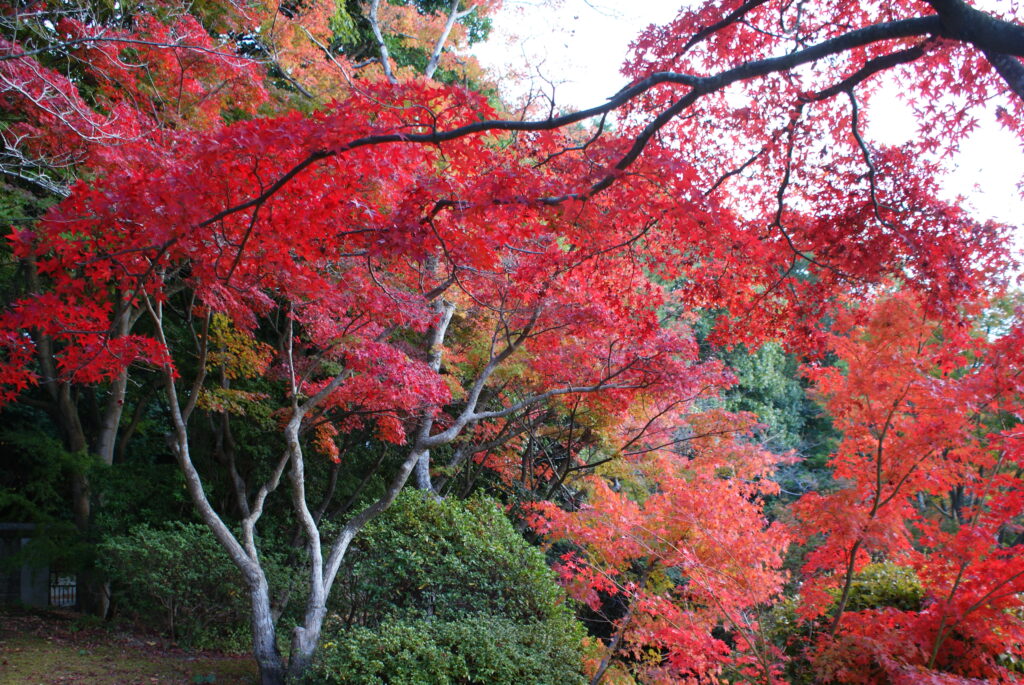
[0,608,256,684]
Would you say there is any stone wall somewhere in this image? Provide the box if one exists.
[0,524,49,607]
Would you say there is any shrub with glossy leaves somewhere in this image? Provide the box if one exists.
[100,522,295,650]
[841,562,924,613]
[308,614,585,685]
[314,492,585,683]
[333,491,575,625]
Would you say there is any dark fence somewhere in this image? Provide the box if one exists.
[49,574,77,608]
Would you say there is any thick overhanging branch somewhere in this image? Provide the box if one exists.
[924,0,1024,99]
[196,16,946,229]
[927,0,1024,57]
[984,50,1024,102]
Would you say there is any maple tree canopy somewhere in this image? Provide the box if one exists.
[1,0,1023,683]
[2,0,1021,400]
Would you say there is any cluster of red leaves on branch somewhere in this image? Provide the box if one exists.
[3,0,1015,427]
[0,2,268,173]
[0,75,726,443]
[791,291,1024,682]
[621,0,1015,341]
[0,289,170,401]
[57,12,268,130]
[528,408,792,683]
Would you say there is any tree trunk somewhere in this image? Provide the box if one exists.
[250,579,287,685]
[55,384,111,616]
[96,368,129,465]
[414,451,434,491]
[287,603,327,681]
[56,384,90,525]
[411,299,455,495]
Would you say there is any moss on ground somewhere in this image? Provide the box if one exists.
[0,609,256,684]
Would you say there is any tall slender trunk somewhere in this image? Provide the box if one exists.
[60,372,128,617]
[413,300,456,494]
[56,384,90,526]
[96,368,128,465]
[54,383,112,616]
[284,412,329,682]
[828,539,864,636]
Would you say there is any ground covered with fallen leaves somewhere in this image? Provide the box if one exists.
[0,609,256,684]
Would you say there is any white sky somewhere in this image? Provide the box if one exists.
[473,1,681,110]
[473,0,1024,242]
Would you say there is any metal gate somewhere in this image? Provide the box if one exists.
[49,574,77,608]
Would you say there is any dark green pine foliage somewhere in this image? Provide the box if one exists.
[693,311,840,500]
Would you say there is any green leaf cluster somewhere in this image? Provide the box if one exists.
[839,562,925,613]
[308,614,584,685]
[315,492,585,683]
[334,492,575,624]
[99,522,296,651]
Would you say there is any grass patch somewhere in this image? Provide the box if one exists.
[0,608,257,684]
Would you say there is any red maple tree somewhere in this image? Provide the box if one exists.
[1,1,1022,683]
[791,292,1024,683]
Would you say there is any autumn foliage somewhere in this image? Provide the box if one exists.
[787,293,1024,682]
[1,0,1023,683]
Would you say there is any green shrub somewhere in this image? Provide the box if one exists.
[308,614,585,685]
[842,562,924,612]
[334,492,573,626]
[315,492,586,683]
[99,522,262,650]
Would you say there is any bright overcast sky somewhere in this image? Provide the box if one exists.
[473,0,1024,243]
[473,0,681,110]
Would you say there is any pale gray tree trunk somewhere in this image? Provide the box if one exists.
[413,300,456,493]
[251,577,288,685]
[142,294,588,683]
